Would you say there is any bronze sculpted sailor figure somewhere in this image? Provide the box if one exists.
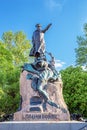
[30,23,52,57]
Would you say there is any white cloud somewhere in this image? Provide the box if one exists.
[49,0,61,9]
[45,0,62,11]
[45,0,67,11]
[55,59,65,68]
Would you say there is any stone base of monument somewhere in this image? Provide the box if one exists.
[14,71,70,121]
[0,121,87,130]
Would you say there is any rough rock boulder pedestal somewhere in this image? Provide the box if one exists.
[14,70,70,121]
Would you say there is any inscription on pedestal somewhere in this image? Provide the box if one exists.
[22,113,60,121]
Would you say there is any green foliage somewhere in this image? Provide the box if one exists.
[61,66,87,117]
[75,23,87,66]
[2,31,31,65]
[0,31,31,119]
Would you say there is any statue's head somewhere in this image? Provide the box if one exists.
[35,24,41,30]
[35,24,41,27]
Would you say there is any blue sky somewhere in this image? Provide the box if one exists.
[0,0,87,70]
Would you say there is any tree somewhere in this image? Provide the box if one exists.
[75,23,87,66]
[0,31,31,120]
[61,66,87,117]
[2,31,31,65]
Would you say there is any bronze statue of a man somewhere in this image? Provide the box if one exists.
[30,23,52,57]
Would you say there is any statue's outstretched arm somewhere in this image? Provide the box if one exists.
[42,23,52,33]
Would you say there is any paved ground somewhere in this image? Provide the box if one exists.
[0,121,87,130]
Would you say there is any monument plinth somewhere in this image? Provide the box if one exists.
[14,70,70,121]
